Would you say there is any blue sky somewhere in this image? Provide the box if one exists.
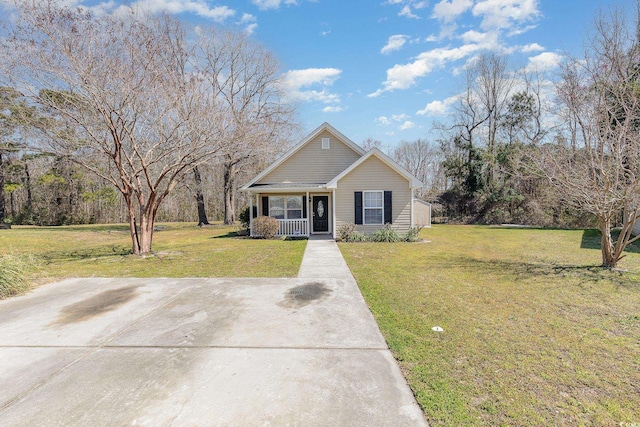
[1,0,621,147]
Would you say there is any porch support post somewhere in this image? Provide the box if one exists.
[249,192,254,237]
[306,191,310,236]
[410,188,414,229]
[332,189,336,238]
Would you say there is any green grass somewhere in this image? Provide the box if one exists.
[339,225,640,426]
[0,223,306,283]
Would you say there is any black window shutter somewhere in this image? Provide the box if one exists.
[252,205,258,218]
[384,191,392,224]
[262,196,269,216]
[302,196,307,218]
[354,192,363,224]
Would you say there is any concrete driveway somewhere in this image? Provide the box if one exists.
[0,240,427,426]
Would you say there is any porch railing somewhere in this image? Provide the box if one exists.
[277,218,309,236]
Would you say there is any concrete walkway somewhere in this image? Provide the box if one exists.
[0,239,428,426]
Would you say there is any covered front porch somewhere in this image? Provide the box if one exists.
[246,185,334,238]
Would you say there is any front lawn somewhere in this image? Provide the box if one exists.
[0,223,306,286]
[340,225,640,426]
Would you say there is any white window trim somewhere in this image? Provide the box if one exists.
[321,137,330,150]
[269,195,303,220]
[363,190,384,225]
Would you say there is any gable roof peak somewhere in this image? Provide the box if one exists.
[240,122,366,190]
[326,147,423,189]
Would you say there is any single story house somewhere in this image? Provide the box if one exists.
[240,122,427,238]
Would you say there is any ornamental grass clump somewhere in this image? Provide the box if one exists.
[404,226,423,242]
[371,224,402,242]
[0,253,37,299]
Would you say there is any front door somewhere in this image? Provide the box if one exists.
[312,196,329,233]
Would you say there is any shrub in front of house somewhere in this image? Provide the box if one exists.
[371,224,403,242]
[238,206,251,234]
[252,216,279,239]
[337,223,369,242]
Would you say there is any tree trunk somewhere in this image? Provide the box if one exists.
[24,161,32,214]
[124,192,141,255]
[9,191,15,218]
[138,210,154,255]
[0,151,5,223]
[600,218,617,268]
[193,166,209,226]
[223,162,236,225]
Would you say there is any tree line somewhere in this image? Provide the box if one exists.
[385,2,640,267]
[2,0,640,267]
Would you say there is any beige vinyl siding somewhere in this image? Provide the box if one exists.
[413,199,432,228]
[335,156,412,234]
[258,130,362,184]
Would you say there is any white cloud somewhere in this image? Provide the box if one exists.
[521,42,544,52]
[252,0,281,10]
[369,43,481,96]
[281,68,342,105]
[376,114,414,131]
[322,106,343,113]
[381,35,409,54]
[126,0,235,21]
[376,116,392,126]
[387,0,427,19]
[282,68,341,88]
[252,0,299,10]
[239,13,256,24]
[399,5,419,18]
[432,0,473,22]
[525,51,562,72]
[238,13,258,34]
[10,0,237,22]
[399,120,415,130]
[460,30,499,47]
[417,95,457,116]
[472,0,540,31]
[244,23,258,35]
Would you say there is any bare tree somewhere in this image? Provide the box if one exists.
[538,4,640,267]
[1,1,228,254]
[361,137,384,151]
[192,27,295,225]
[394,139,444,199]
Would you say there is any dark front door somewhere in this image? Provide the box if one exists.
[312,196,329,233]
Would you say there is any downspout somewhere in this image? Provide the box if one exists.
[332,188,336,238]
[249,192,254,237]
[410,187,414,229]
[306,190,310,236]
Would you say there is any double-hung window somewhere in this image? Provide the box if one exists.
[269,196,285,219]
[363,191,383,225]
[269,196,303,219]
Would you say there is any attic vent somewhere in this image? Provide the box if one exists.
[321,137,330,150]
